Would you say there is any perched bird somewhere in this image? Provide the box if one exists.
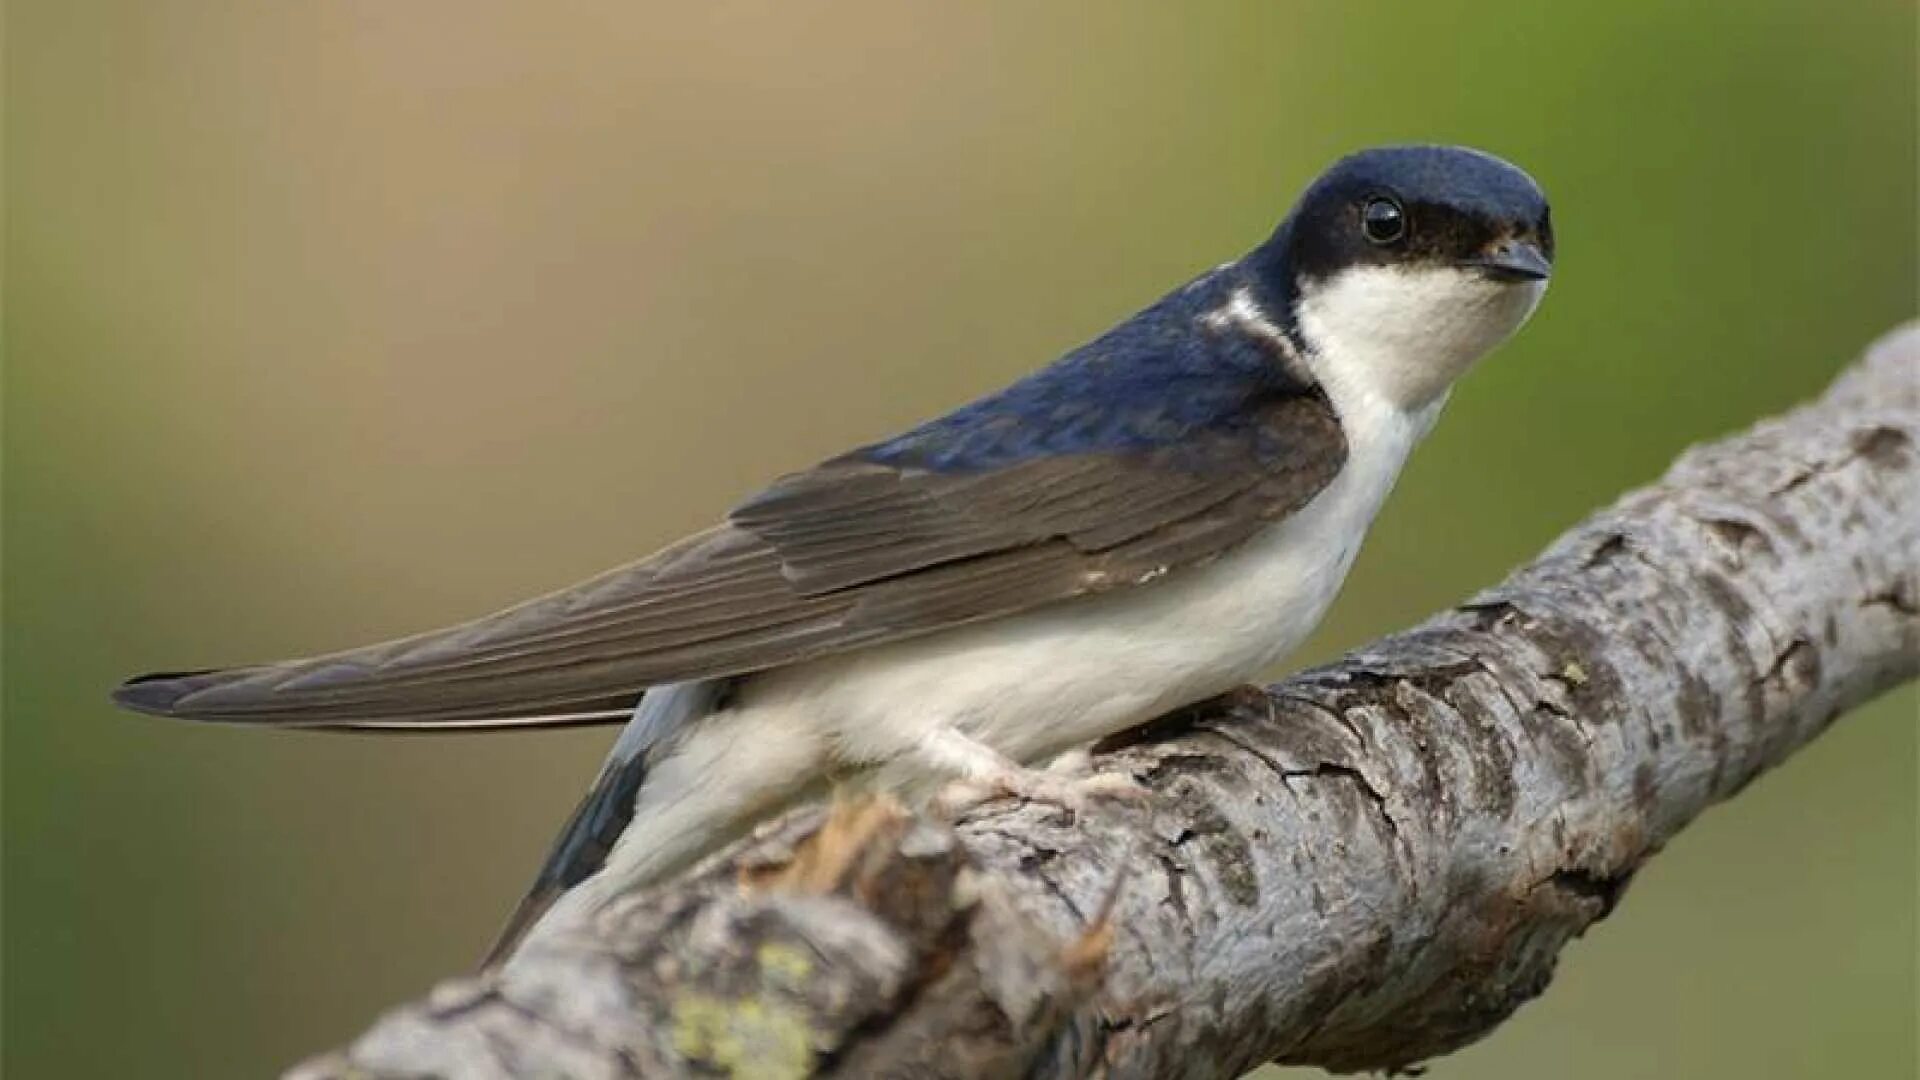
[114,145,1553,962]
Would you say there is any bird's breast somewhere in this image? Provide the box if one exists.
[745,402,1431,772]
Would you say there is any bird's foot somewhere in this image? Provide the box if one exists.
[1045,747,1153,799]
[932,752,1148,820]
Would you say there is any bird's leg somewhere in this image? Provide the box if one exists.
[916,725,1147,819]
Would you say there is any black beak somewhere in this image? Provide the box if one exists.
[1462,240,1552,283]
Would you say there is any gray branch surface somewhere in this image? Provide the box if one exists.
[294,325,1920,1080]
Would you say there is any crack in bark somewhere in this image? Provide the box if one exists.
[1280,760,1398,839]
[1863,582,1918,616]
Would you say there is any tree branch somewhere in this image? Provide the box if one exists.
[292,325,1919,1080]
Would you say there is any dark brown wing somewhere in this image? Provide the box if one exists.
[114,303,1346,728]
[113,398,1341,728]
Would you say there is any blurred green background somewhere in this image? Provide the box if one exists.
[4,3,1914,1077]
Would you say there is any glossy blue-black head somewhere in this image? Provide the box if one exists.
[1271,145,1553,286]
[1248,146,1554,410]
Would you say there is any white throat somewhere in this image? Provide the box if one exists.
[1294,266,1544,415]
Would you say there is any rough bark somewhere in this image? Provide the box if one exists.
[292,325,1919,1080]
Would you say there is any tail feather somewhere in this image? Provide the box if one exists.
[481,753,652,967]
[482,679,725,966]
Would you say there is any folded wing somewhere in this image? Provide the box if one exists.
[116,300,1345,729]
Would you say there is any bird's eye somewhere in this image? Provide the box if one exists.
[1360,197,1406,245]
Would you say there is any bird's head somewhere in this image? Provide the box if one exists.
[1255,145,1553,411]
